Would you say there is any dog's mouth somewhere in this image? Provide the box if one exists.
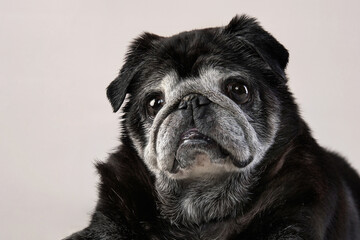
[180,128,216,144]
[170,128,243,177]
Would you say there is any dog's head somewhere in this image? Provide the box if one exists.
[107,15,297,224]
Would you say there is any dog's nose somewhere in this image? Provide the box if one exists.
[193,95,211,107]
[178,94,210,109]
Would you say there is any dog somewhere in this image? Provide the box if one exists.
[65,15,360,239]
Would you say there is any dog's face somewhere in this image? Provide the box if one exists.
[107,16,292,224]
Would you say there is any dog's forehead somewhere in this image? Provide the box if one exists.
[132,28,262,97]
[140,28,239,81]
[159,68,223,95]
[155,29,220,79]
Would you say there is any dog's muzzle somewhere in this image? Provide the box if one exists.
[169,94,235,175]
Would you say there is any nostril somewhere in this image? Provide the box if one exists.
[179,94,210,109]
[197,95,210,106]
[178,100,188,109]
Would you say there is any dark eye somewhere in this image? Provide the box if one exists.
[225,80,250,104]
[147,94,165,118]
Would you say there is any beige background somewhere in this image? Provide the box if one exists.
[1,0,359,239]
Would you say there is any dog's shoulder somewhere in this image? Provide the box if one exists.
[64,143,159,240]
[95,142,158,224]
[246,130,360,239]
[63,211,135,240]
[325,150,360,208]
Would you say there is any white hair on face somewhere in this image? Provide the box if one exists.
[138,66,281,224]
[143,67,280,175]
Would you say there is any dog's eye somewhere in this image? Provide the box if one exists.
[225,80,250,104]
[147,94,165,118]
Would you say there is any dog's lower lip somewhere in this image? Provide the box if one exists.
[182,139,213,145]
[178,129,230,156]
[180,128,215,144]
[170,135,233,174]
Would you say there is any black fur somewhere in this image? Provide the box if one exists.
[65,15,360,239]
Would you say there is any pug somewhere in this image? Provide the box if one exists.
[65,15,360,240]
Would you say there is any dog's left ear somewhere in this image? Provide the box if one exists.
[224,15,289,80]
[107,32,162,112]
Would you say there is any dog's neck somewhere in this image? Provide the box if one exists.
[155,168,259,226]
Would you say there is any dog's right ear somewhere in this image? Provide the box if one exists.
[107,32,162,112]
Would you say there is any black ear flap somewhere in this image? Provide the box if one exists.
[106,32,162,112]
[224,15,289,80]
[106,74,130,113]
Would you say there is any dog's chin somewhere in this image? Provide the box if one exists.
[165,130,245,179]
